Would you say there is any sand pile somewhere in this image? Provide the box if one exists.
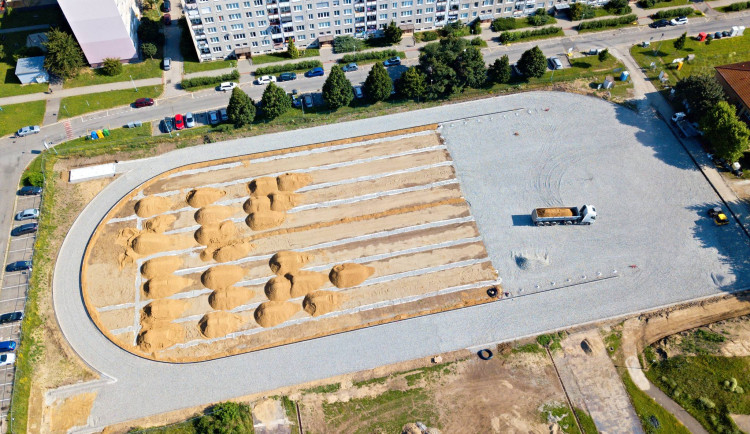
[134,196,171,218]
[194,205,235,225]
[243,196,272,214]
[143,299,189,321]
[141,256,183,279]
[198,311,244,338]
[208,287,254,310]
[194,221,237,245]
[144,214,176,233]
[269,192,301,212]
[246,211,286,230]
[329,263,375,288]
[131,232,178,256]
[303,290,343,317]
[212,239,254,262]
[137,322,186,352]
[288,271,328,298]
[264,276,292,301]
[186,188,226,208]
[277,173,312,191]
[269,251,313,275]
[249,177,278,195]
[144,275,193,298]
[536,208,574,218]
[201,265,245,290]
[254,301,300,328]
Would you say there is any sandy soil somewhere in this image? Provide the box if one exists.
[82,128,501,362]
[49,392,96,433]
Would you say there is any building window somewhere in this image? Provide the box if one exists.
[204,16,215,22]
[416,17,421,22]
[310,33,316,38]
[425,16,433,21]
[379,13,387,18]
[207,26,218,33]
[401,0,413,5]
[245,11,253,17]
[218,15,225,21]
[319,21,331,27]
[256,10,265,15]
[345,27,353,32]
[234,33,246,39]
[258,19,267,25]
[220,25,227,31]
[460,12,468,17]
[249,31,257,36]
[462,3,469,8]
[227,2,240,9]
[262,39,271,45]
[224,34,230,40]
[334,9,341,15]
[316,1,330,6]
[200,6,211,13]
[254,0,263,5]
[380,3,388,8]
[344,17,353,23]
[231,23,244,29]
[296,24,305,30]
[248,21,255,27]
[294,4,302,9]
[392,12,397,16]
[210,36,220,42]
[344,8,352,13]
[298,34,306,39]
[244,1,252,6]
[335,19,341,24]
[252,41,259,46]
[213,46,223,52]
[216,5,222,11]
[401,10,412,15]
[318,11,330,17]
[425,7,433,11]
[416,8,422,13]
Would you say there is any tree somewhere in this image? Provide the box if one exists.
[517,46,546,78]
[143,0,158,9]
[141,42,157,59]
[569,3,594,20]
[674,32,687,50]
[261,82,291,119]
[333,35,364,53]
[43,28,85,78]
[395,66,426,100]
[384,21,403,45]
[418,37,486,98]
[702,101,750,162]
[674,74,726,121]
[598,48,609,62]
[227,87,256,127]
[322,65,354,109]
[364,62,392,102]
[287,38,300,59]
[101,57,123,76]
[470,18,482,35]
[195,402,254,433]
[488,55,511,84]
[441,20,466,38]
[138,17,163,45]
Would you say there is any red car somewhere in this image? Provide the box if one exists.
[174,114,185,130]
[163,13,171,25]
[134,97,154,108]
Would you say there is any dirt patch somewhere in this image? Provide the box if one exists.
[141,256,183,279]
[199,311,244,338]
[209,287,255,310]
[202,265,245,290]
[194,205,236,225]
[137,322,186,352]
[134,196,171,217]
[269,251,313,275]
[254,301,301,327]
[144,275,193,298]
[249,177,279,195]
[277,173,313,191]
[186,188,226,208]
[264,276,293,301]
[144,214,176,233]
[289,270,328,298]
[303,290,344,317]
[329,263,375,288]
[269,192,301,212]
[246,210,286,230]
[49,392,97,433]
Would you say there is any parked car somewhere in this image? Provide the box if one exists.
[0,341,16,352]
[162,0,171,11]
[671,112,686,123]
[714,31,722,39]
[302,94,314,108]
[163,57,171,70]
[255,75,277,84]
[722,30,731,37]
[162,117,174,132]
[670,17,688,25]
[15,208,39,221]
[163,13,171,25]
[11,223,37,236]
[342,63,358,72]
[278,72,297,81]
[586,48,604,55]
[16,126,40,137]
[291,94,301,107]
[219,82,237,91]
[126,120,143,128]
[17,186,41,196]
[548,57,563,70]
[0,312,23,323]
[208,110,219,125]
[650,19,669,28]
[219,108,228,122]
[185,112,195,128]
[304,67,325,77]
[5,261,31,272]
[0,354,15,367]
[174,113,185,130]
[353,86,363,99]
[383,57,401,67]
[134,97,154,108]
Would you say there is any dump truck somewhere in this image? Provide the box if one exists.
[532,205,597,226]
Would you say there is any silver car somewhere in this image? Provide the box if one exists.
[15,208,39,221]
[185,112,195,128]
[16,126,40,137]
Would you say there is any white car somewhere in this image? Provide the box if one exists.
[0,353,15,367]
[670,17,688,25]
[16,126,40,137]
[255,75,277,85]
[184,112,195,128]
[218,82,237,92]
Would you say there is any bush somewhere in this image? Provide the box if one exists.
[470,37,487,47]
[491,17,518,31]
[577,14,637,30]
[604,0,632,14]
[470,18,482,35]
[498,26,562,44]
[101,57,123,76]
[569,3,595,20]
[23,172,44,187]
[728,1,750,11]
[333,35,365,53]
[698,397,716,409]
[415,30,440,42]
[340,49,401,64]
[441,20,470,37]
[527,8,553,26]
[181,70,239,89]
[214,124,234,133]
[652,7,694,19]
[254,60,322,75]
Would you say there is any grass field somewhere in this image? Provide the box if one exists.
[251,49,320,65]
[0,5,62,29]
[496,29,564,44]
[183,59,237,74]
[644,0,690,8]
[620,370,692,434]
[0,30,49,98]
[58,85,163,119]
[578,21,639,34]
[63,60,163,89]
[630,32,750,88]
[0,100,46,137]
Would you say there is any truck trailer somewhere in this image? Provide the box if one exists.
[532,205,597,226]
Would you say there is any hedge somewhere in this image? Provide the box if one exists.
[491,17,519,31]
[414,30,440,42]
[652,7,694,19]
[181,70,239,89]
[254,60,323,75]
[339,49,401,64]
[577,14,637,30]
[497,26,562,44]
[724,0,750,10]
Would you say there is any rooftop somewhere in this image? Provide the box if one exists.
[14,56,46,75]
[715,61,750,109]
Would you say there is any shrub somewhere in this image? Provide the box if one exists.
[181,70,240,89]
[101,57,123,76]
[577,14,637,30]
[24,172,44,187]
[441,20,469,37]
[333,35,365,53]
[254,60,322,75]
[569,3,595,20]
[498,26,562,44]
[491,17,518,31]
[604,0,632,14]
[214,124,234,133]
[470,37,487,47]
[598,48,609,61]
[527,8,553,26]
[698,397,716,409]
[537,334,553,347]
[470,18,482,34]
[653,7,694,19]
[415,30,440,42]
[728,1,750,11]
[340,49,401,63]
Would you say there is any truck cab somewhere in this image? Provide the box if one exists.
[580,205,597,224]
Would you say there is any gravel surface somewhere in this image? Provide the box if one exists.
[53,92,750,430]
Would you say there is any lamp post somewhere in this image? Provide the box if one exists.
[130,74,138,92]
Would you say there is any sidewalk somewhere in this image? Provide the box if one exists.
[0,77,163,106]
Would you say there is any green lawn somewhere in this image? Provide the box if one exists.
[578,21,638,33]
[58,85,163,119]
[498,29,564,44]
[252,49,320,65]
[0,5,62,29]
[184,59,237,74]
[0,30,48,97]
[63,59,163,89]
[0,100,46,137]
[620,369,692,434]
[525,55,634,93]
[644,0,690,8]
[630,33,750,88]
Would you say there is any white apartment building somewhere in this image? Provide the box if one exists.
[58,0,140,66]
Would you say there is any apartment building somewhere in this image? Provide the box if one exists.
[183,0,586,62]
[58,0,140,66]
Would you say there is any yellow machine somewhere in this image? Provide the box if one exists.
[708,207,729,226]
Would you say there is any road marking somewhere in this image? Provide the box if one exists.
[0,285,26,291]
[9,235,35,242]
[0,324,20,330]
[63,121,74,140]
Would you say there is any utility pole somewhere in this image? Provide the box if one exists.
[130,74,138,92]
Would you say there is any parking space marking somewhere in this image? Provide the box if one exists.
[9,235,36,242]
[0,297,26,303]
[0,285,26,291]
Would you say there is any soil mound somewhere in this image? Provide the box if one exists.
[198,311,244,339]
[213,239,254,262]
[329,263,375,288]
[194,221,237,245]
[303,290,343,317]
[208,286,254,310]
[269,192,301,212]
[143,299,189,321]
[269,251,313,275]
[264,276,292,301]
[194,205,235,225]
[288,270,328,298]
[201,265,245,290]
[246,211,286,230]
[254,301,300,328]
[536,208,574,218]
[137,322,185,352]
[186,188,226,208]
[140,256,182,279]
[277,173,312,191]
[249,177,278,195]
[134,196,171,218]
[144,214,176,233]
[243,195,271,214]
[131,232,174,255]
[144,275,193,298]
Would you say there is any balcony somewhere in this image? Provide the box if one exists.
[436,6,446,11]
[269,18,281,25]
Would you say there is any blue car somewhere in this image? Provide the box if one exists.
[304,67,324,78]
[6,260,31,272]
[0,341,16,352]
[17,186,42,196]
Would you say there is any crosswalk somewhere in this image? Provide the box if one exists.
[63,121,74,140]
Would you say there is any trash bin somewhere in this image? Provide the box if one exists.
[103,128,110,137]
[90,131,98,140]
[96,129,104,138]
